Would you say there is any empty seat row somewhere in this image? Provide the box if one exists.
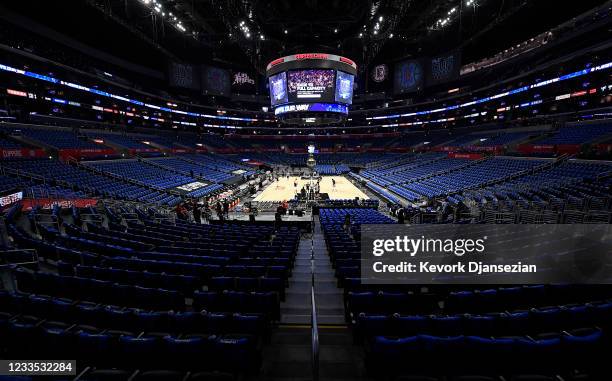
[344,284,612,316]
[0,314,260,374]
[209,276,285,299]
[0,291,269,340]
[192,291,280,320]
[101,256,289,282]
[367,329,605,377]
[354,300,612,339]
[14,268,185,311]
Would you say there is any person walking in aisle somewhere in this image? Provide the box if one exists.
[223,199,230,219]
[192,199,202,224]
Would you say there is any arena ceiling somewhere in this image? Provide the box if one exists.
[3,0,609,74]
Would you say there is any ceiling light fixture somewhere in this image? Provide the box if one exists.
[136,0,189,34]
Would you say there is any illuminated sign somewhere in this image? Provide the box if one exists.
[288,69,335,102]
[0,62,266,123]
[340,57,356,67]
[0,191,23,208]
[176,181,208,192]
[274,103,348,115]
[266,54,357,71]
[366,60,612,121]
[268,58,285,67]
[295,53,329,60]
[7,89,26,97]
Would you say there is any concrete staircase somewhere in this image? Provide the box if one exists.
[259,221,371,380]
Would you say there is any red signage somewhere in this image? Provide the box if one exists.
[58,149,117,161]
[1,149,46,159]
[268,57,285,67]
[21,198,99,211]
[340,56,356,68]
[294,53,329,60]
[516,144,555,154]
[448,152,484,160]
[556,144,581,155]
[267,53,357,71]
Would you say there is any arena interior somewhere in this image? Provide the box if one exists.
[0,0,612,380]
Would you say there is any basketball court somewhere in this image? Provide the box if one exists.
[253,175,369,202]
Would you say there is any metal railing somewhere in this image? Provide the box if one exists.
[310,207,320,381]
[0,249,38,267]
[311,283,319,381]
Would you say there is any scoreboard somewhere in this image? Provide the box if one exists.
[266,53,356,125]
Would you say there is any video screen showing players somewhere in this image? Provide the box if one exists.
[288,69,335,102]
[335,70,354,104]
[269,72,288,106]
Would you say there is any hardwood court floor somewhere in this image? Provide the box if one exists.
[253,175,369,202]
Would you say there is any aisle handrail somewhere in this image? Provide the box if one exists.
[311,283,319,381]
[310,205,320,381]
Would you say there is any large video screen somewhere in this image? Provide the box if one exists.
[288,69,335,102]
[335,71,354,104]
[269,72,288,106]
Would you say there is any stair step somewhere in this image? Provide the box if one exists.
[280,314,311,325]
